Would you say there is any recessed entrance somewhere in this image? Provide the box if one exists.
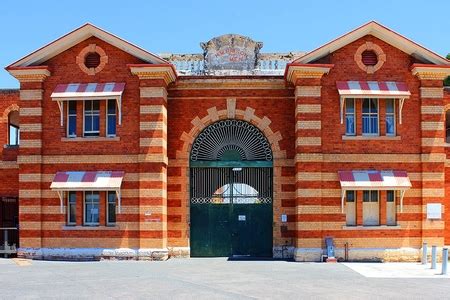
[189,119,273,257]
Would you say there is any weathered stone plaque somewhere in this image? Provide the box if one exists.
[201,34,263,73]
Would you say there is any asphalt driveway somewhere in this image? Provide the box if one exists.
[1,258,449,299]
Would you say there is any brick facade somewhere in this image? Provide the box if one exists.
[2,22,450,261]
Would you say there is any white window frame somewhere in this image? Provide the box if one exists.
[362,98,379,136]
[386,190,397,226]
[67,101,77,138]
[385,99,396,136]
[67,191,77,226]
[345,98,356,136]
[83,191,100,226]
[83,100,100,137]
[106,191,117,226]
[106,99,117,137]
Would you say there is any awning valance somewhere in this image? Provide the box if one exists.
[51,82,125,126]
[51,171,125,213]
[338,170,411,213]
[337,81,410,124]
[336,81,411,98]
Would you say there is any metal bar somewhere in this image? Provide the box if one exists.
[431,245,437,269]
[442,248,448,275]
[422,242,428,265]
[190,160,273,168]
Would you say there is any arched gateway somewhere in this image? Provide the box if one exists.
[190,119,273,257]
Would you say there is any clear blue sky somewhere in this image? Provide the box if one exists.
[1,0,449,88]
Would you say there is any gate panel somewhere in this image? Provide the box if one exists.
[190,167,272,257]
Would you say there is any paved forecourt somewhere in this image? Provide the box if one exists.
[1,258,450,299]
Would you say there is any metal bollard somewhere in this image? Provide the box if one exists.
[422,242,428,265]
[442,248,448,275]
[431,246,437,269]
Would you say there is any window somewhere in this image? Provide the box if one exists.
[8,111,19,146]
[345,190,356,226]
[106,100,117,137]
[345,99,356,135]
[386,190,396,226]
[363,190,379,226]
[385,99,395,136]
[84,100,100,137]
[67,191,77,225]
[67,101,77,137]
[84,191,99,226]
[362,99,378,135]
[107,191,116,225]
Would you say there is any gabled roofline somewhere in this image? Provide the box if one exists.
[294,21,450,65]
[5,23,168,70]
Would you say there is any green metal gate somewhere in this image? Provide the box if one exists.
[190,167,273,257]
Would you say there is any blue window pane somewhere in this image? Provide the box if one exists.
[362,116,369,133]
[370,99,378,113]
[370,116,378,134]
[346,116,355,134]
[68,116,76,136]
[85,116,92,131]
[92,116,100,131]
[68,101,77,114]
[386,116,395,135]
[386,99,394,113]
[108,115,116,135]
[362,99,370,113]
[85,101,92,111]
[108,100,116,114]
[92,100,100,111]
[363,191,370,202]
[345,99,354,113]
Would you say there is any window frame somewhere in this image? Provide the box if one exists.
[106,191,117,226]
[83,191,100,226]
[67,191,77,226]
[345,98,356,136]
[362,98,379,136]
[385,99,396,136]
[83,100,100,137]
[363,190,379,202]
[106,99,117,137]
[67,101,77,138]
[7,111,20,146]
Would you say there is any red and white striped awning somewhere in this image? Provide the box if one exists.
[51,82,125,100]
[336,81,411,98]
[338,170,411,190]
[50,171,125,191]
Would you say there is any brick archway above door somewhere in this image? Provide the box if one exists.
[176,98,286,160]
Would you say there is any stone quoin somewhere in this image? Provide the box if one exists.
[1,21,450,261]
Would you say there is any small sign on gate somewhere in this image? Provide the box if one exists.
[238,215,246,221]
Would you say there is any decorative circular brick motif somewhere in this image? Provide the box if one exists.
[354,42,386,74]
[76,44,108,75]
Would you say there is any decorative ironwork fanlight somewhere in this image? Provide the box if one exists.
[190,119,272,162]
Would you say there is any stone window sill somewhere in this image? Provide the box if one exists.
[62,225,119,231]
[342,225,400,230]
[61,136,120,142]
[342,135,401,141]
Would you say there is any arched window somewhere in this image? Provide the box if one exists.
[8,110,19,146]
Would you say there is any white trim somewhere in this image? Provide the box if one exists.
[295,21,450,65]
[7,23,167,68]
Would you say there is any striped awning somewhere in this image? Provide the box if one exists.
[338,170,411,190]
[51,82,125,100]
[336,81,411,98]
[50,171,125,191]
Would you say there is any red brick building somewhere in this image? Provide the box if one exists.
[1,21,450,261]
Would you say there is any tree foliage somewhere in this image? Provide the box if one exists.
[445,53,450,86]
